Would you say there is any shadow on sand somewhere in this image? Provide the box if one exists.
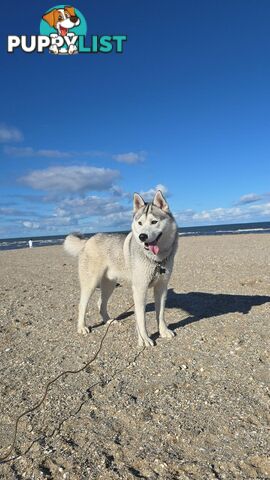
[146,289,270,332]
[92,289,270,335]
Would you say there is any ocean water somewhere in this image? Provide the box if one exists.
[0,221,270,251]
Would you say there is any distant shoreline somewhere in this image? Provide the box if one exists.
[1,221,270,251]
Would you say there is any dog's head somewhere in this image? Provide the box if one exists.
[42,6,80,36]
[132,190,177,256]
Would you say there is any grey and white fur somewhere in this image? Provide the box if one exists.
[64,190,178,347]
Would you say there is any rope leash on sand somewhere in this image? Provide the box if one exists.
[0,302,135,464]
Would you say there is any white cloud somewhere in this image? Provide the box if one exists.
[175,202,270,225]
[4,146,106,158]
[22,221,40,229]
[236,193,263,205]
[5,144,146,163]
[113,151,146,164]
[7,183,270,236]
[139,184,169,202]
[20,195,133,233]
[55,195,129,219]
[20,166,121,193]
[91,210,132,229]
[192,207,244,222]
[0,125,23,143]
[22,215,78,232]
[0,207,19,216]
[0,206,39,217]
[5,147,71,158]
[110,185,131,199]
[248,202,270,215]
[235,192,270,205]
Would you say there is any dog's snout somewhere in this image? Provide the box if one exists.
[70,15,79,23]
[139,233,148,242]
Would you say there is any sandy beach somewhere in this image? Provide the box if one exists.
[0,234,269,479]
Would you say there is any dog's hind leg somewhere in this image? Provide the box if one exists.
[78,278,99,335]
[154,280,175,339]
[97,277,116,324]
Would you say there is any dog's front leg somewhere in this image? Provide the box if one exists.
[49,34,59,54]
[154,280,175,339]
[66,33,78,54]
[132,284,154,347]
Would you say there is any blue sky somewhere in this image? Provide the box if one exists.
[1,0,270,238]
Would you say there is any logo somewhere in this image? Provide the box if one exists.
[41,5,86,55]
[7,5,127,55]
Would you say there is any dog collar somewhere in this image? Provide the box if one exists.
[154,256,168,275]
[155,264,167,275]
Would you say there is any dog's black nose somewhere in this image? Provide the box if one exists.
[139,233,148,242]
[70,15,79,23]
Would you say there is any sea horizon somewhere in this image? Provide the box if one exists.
[1,220,270,251]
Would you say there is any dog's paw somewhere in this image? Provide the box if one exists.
[160,328,175,339]
[106,318,118,326]
[50,45,59,55]
[139,336,154,347]
[77,325,90,335]
[68,45,77,55]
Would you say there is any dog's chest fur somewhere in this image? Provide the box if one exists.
[123,232,176,287]
[83,232,176,286]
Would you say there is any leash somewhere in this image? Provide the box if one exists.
[0,302,135,464]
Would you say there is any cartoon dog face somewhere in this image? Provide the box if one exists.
[42,6,80,36]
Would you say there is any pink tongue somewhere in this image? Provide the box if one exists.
[149,244,159,255]
[60,26,68,36]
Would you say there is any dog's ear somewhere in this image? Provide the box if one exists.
[65,6,76,17]
[133,193,145,213]
[153,190,170,212]
[42,9,57,27]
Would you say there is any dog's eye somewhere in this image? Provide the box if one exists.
[58,15,63,20]
[151,220,158,224]
[138,221,142,226]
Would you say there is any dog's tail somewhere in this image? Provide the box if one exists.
[64,233,87,257]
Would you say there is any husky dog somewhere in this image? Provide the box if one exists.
[64,190,178,346]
